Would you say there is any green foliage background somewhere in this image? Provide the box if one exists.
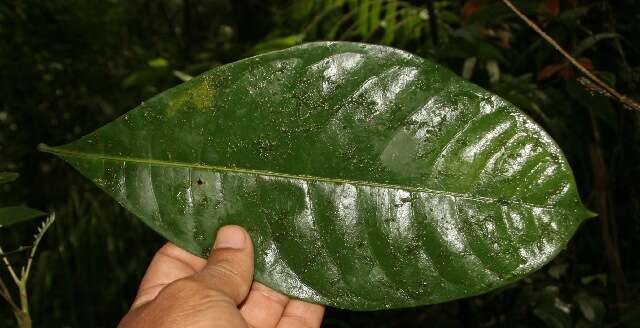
[0,0,638,326]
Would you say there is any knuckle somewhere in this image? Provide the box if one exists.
[205,260,247,285]
[161,278,234,306]
[195,260,251,301]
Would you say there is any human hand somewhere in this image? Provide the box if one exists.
[119,225,325,328]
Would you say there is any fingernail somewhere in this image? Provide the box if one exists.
[213,225,246,250]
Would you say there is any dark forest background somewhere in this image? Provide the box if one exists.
[1,0,639,327]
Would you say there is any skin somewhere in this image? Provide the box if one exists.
[119,225,325,328]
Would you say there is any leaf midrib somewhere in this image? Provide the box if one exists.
[40,144,559,210]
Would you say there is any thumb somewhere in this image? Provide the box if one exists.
[194,225,254,305]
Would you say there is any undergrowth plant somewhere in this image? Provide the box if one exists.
[0,172,54,328]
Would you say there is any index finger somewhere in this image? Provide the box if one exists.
[130,242,207,309]
[277,300,325,328]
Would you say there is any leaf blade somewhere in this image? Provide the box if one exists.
[0,206,47,228]
[41,42,592,310]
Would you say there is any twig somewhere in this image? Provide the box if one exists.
[0,278,19,312]
[0,214,55,328]
[0,246,33,258]
[501,0,640,113]
[22,215,55,283]
[0,245,20,285]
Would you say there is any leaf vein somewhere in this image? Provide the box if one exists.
[41,145,562,210]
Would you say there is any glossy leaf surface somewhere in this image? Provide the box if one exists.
[0,206,47,228]
[40,42,592,310]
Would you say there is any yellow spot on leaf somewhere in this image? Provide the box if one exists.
[165,79,216,117]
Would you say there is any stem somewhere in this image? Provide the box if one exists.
[0,277,19,312]
[0,245,21,285]
[23,215,55,284]
[17,282,30,327]
[0,246,33,258]
[15,310,31,328]
[1,252,30,328]
[501,0,640,113]
[3,215,55,328]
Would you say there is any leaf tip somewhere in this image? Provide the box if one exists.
[584,209,598,219]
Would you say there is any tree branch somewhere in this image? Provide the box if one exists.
[501,0,640,113]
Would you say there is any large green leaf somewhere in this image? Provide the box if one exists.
[39,42,593,310]
[0,206,47,228]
